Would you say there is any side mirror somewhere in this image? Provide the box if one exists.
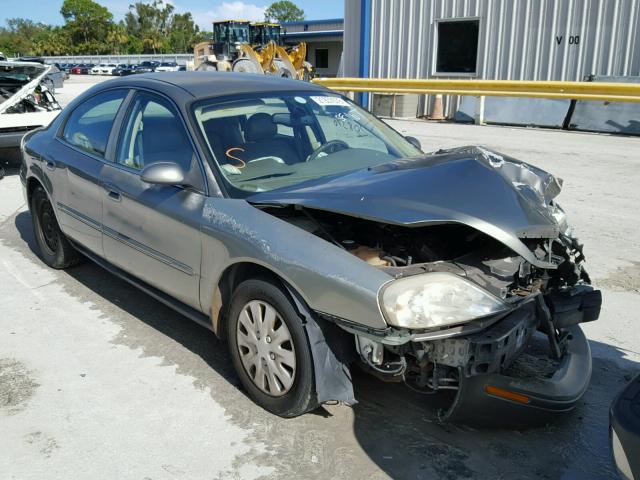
[141,162,185,186]
[405,136,422,150]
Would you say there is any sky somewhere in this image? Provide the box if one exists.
[1,0,344,30]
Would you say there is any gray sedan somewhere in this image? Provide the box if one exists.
[20,73,601,424]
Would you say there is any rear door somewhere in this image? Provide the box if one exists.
[101,90,206,309]
[55,89,128,255]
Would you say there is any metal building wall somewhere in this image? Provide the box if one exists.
[354,0,640,116]
[343,0,364,77]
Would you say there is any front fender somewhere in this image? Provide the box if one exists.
[199,198,391,330]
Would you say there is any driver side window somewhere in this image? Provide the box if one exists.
[117,92,195,172]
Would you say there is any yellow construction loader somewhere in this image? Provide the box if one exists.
[193,20,313,81]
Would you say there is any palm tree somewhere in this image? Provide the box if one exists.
[107,23,129,54]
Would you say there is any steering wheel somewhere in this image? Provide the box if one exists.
[306,140,349,162]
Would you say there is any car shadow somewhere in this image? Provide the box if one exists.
[14,209,640,479]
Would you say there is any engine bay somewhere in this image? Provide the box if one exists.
[264,204,591,302]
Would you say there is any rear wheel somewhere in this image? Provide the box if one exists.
[227,279,316,417]
[30,186,80,269]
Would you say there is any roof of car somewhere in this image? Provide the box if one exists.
[110,71,328,99]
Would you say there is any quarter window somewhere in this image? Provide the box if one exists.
[117,92,195,172]
[62,89,127,157]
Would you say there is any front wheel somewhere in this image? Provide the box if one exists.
[30,186,80,269]
[227,279,316,417]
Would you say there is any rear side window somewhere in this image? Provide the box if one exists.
[62,90,127,157]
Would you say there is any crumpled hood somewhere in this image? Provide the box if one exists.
[248,146,565,268]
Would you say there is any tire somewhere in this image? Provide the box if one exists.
[30,186,81,269]
[232,58,260,74]
[195,62,217,72]
[276,67,293,78]
[227,278,316,417]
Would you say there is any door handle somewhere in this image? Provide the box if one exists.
[102,182,121,201]
[107,189,121,201]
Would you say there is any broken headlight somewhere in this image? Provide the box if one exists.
[380,272,509,329]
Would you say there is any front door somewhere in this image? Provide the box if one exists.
[101,91,205,309]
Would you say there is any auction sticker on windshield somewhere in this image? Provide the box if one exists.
[311,96,350,107]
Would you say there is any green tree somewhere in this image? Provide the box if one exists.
[60,0,112,53]
[125,0,174,53]
[264,1,305,23]
[0,18,52,56]
[169,12,200,53]
[106,23,129,55]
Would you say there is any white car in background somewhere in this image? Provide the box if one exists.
[91,64,117,75]
[155,62,180,72]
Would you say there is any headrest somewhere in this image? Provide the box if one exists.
[245,113,277,142]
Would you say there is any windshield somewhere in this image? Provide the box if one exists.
[215,22,249,43]
[193,92,422,195]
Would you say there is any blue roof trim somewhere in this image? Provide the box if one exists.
[281,18,344,26]
[282,31,343,38]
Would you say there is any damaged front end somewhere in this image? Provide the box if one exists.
[251,146,602,424]
[0,61,61,168]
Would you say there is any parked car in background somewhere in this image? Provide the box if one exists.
[101,63,118,75]
[70,65,82,75]
[20,73,602,425]
[43,64,65,91]
[91,63,117,75]
[117,65,140,76]
[135,61,159,73]
[610,373,640,480]
[80,64,95,75]
[1,60,61,168]
[111,64,130,76]
[13,58,65,93]
[156,61,179,72]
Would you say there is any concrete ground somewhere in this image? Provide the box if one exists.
[1,75,639,479]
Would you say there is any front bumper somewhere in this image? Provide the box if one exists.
[431,288,601,426]
[443,325,592,425]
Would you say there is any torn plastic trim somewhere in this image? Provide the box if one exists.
[284,285,357,406]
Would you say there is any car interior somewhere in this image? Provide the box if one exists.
[202,112,303,169]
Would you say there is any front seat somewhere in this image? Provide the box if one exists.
[238,113,300,165]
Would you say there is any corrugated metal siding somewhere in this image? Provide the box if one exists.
[284,21,344,32]
[357,0,640,116]
[342,0,363,77]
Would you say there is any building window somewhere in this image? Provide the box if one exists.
[435,19,480,74]
[315,49,329,69]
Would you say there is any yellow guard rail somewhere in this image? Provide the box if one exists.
[311,78,640,103]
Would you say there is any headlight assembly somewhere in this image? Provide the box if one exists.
[380,272,509,329]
